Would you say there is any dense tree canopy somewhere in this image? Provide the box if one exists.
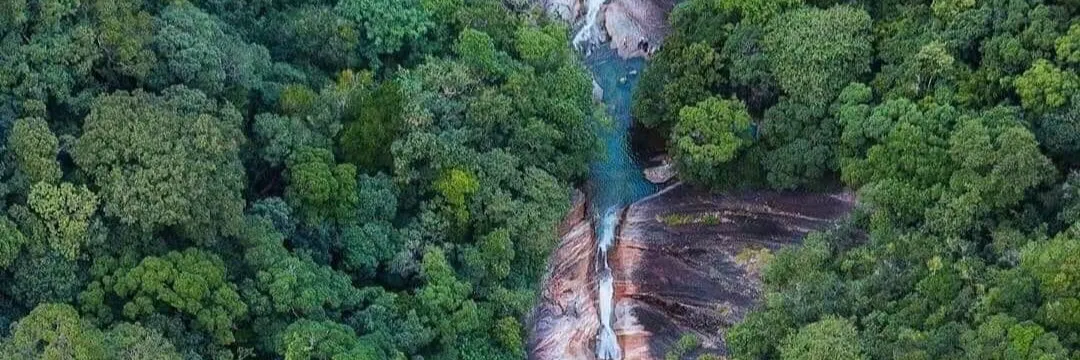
[0,0,595,358]
[635,0,1080,359]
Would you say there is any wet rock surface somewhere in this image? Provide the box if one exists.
[529,191,600,360]
[609,183,856,359]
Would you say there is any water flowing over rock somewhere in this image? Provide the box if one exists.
[609,183,856,359]
[536,0,675,59]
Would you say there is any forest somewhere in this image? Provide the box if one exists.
[634,0,1080,358]
[0,0,596,358]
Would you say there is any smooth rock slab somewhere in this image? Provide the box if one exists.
[610,183,855,359]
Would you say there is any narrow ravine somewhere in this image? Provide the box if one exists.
[574,15,657,360]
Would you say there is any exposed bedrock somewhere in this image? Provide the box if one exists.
[529,190,601,360]
[610,183,856,359]
[536,0,676,58]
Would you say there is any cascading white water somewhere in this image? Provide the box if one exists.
[573,8,654,358]
[596,207,621,360]
[572,0,606,48]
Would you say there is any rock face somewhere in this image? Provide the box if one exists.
[609,183,856,359]
[529,190,600,360]
[603,0,675,58]
[534,0,676,59]
[538,0,583,23]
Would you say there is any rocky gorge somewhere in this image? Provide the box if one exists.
[527,0,857,358]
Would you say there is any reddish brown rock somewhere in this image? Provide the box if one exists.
[529,190,600,360]
[609,183,855,359]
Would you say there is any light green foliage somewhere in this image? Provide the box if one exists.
[0,303,106,360]
[455,29,502,75]
[103,322,183,360]
[1020,233,1080,332]
[8,117,61,184]
[1056,23,1080,65]
[514,24,571,71]
[240,217,361,316]
[28,182,98,260]
[764,5,872,110]
[74,87,245,241]
[112,248,247,345]
[717,0,802,24]
[434,168,480,224]
[931,0,976,22]
[285,147,359,224]
[665,333,702,360]
[278,319,378,360]
[672,97,754,187]
[961,314,1068,359]
[462,228,514,283]
[417,248,479,346]
[779,316,865,360]
[1014,59,1078,114]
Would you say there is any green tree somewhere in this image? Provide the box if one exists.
[150,3,269,99]
[285,147,360,224]
[0,216,26,269]
[434,168,480,226]
[335,0,432,63]
[27,182,98,260]
[93,0,156,83]
[111,248,247,345]
[74,87,246,242]
[779,316,865,360]
[1,303,106,360]
[339,81,403,172]
[764,5,873,110]
[961,314,1068,360]
[1013,59,1078,114]
[8,117,61,184]
[103,322,183,360]
[671,97,754,187]
[278,319,379,360]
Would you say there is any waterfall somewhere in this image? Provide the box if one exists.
[596,207,622,360]
[572,0,606,48]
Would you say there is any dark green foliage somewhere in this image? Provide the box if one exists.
[339,80,404,172]
[647,1,1080,358]
[0,0,593,358]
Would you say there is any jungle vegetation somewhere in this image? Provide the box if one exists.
[634,0,1080,358]
[0,0,596,358]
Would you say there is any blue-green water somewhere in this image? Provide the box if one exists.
[585,47,657,215]
[583,45,657,360]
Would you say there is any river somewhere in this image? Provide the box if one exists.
[577,27,658,360]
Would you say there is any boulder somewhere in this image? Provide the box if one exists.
[643,162,675,184]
